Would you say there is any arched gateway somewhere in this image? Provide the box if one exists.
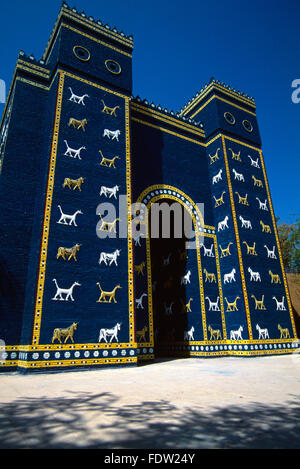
[133,185,226,358]
[0,3,297,372]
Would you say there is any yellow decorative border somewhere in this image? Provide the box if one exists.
[64,71,128,98]
[189,94,257,120]
[125,98,136,346]
[43,6,133,63]
[180,82,256,117]
[131,119,261,151]
[32,71,65,345]
[17,356,137,370]
[7,345,300,368]
[258,149,297,338]
[16,77,49,91]
[136,184,208,227]
[131,117,206,147]
[61,8,133,49]
[16,65,49,80]
[62,23,132,58]
[17,60,50,76]
[131,102,205,138]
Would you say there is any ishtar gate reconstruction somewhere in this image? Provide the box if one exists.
[0,3,298,373]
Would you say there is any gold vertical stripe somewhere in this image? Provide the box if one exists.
[125,98,136,346]
[32,71,65,345]
[259,150,298,338]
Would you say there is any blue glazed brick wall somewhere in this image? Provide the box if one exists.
[20,75,61,346]
[0,80,48,345]
[223,139,294,340]
[37,75,131,346]
[58,27,132,94]
[131,120,213,223]
[206,137,249,340]
[216,100,261,146]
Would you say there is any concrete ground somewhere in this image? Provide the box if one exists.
[0,355,300,449]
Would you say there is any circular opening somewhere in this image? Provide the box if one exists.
[73,46,91,62]
[242,119,253,132]
[224,112,236,125]
[105,59,122,75]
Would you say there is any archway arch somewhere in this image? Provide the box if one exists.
[133,185,225,358]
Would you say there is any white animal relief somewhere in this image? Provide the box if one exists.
[99,249,121,266]
[256,197,268,211]
[232,168,245,182]
[98,323,121,343]
[248,155,260,168]
[184,326,195,341]
[239,215,252,229]
[200,243,214,257]
[212,169,223,184]
[135,293,147,309]
[52,279,81,301]
[57,205,83,226]
[224,268,236,284]
[99,185,120,199]
[205,296,220,311]
[218,215,229,231]
[103,129,121,141]
[273,296,286,311]
[181,270,191,285]
[64,140,86,159]
[248,267,261,282]
[264,245,277,259]
[230,326,243,340]
[256,324,269,339]
[68,87,89,105]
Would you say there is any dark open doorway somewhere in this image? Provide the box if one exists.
[149,200,193,358]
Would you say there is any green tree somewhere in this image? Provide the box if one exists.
[277,218,300,273]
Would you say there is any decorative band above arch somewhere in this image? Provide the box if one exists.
[135,184,214,233]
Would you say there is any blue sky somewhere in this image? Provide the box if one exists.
[0,0,299,224]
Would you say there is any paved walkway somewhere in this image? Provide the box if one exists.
[1,355,300,448]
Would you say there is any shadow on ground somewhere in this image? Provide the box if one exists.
[1,391,300,449]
